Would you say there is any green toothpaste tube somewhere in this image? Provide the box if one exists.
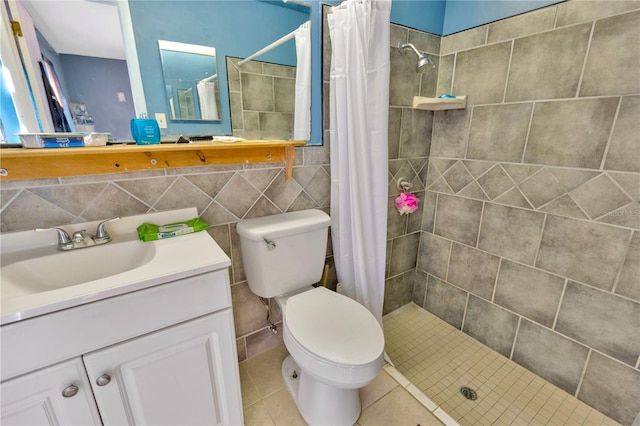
[137,217,209,242]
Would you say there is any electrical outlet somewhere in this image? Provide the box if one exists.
[155,113,167,129]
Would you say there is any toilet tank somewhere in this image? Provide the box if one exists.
[236,210,331,298]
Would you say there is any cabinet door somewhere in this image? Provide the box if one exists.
[83,309,243,425]
[1,358,101,426]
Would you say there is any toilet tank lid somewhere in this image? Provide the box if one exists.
[237,209,330,241]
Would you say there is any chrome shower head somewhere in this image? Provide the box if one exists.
[398,42,435,73]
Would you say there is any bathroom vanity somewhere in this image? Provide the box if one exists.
[0,208,243,425]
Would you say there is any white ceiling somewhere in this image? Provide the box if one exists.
[22,0,125,60]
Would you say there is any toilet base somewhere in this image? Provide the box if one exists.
[281,355,361,426]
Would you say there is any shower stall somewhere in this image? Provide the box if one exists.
[323,3,640,425]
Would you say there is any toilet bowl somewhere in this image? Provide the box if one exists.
[236,210,385,425]
[276,286,384,425]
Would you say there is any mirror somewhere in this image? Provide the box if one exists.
[128,0,311,140]
[158,40,221,122]
[9,0,319,144]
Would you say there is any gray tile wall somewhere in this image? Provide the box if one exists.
[383,24,440,314]
[416,3,640,424]
[227,57,295,140]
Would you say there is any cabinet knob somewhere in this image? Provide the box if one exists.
[61,384,79,398]
[96,374,111,386]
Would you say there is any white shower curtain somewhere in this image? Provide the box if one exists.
[196,81,219,120]
[328,0,391,324]
[293,21,311,140]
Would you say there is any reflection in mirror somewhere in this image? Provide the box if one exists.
[158,40,221,122]
[227,57,296,140]
[9,0,318,144]
[225,19,310,141]
[9,0,136,141]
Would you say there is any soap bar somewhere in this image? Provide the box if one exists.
[137,217,209,242]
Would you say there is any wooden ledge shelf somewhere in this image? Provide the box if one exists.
[0,140,305,181]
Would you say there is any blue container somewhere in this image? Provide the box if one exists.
[130,119,160,145]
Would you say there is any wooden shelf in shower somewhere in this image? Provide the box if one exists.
[0,140,305,181]
[413,96,467,111]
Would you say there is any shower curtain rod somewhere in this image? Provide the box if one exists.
[199,73,217,84]
[238,21,309,66]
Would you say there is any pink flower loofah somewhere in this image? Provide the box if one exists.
[395,192,419,215]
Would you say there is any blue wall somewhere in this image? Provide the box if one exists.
[442,0,564,35]
[392,0,446,35]
[60,55,136,140]
[129,0,308,137]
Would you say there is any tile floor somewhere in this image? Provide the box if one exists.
[239,302,621,425]
[240,344,450,425]
[383,303,620,426]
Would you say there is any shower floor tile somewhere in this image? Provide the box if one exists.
[383,303,620,426]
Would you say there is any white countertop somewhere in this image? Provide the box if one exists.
[0,208,230,325]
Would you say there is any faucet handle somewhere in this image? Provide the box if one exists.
[94,217,121,243]
[72,230,92,243]
[35,227,73,250]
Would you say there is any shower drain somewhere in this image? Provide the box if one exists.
[460,386,478,400]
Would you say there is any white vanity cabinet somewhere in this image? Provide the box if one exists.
[1,269,243,426]
[83,310,239,425]
[0,358,101,425]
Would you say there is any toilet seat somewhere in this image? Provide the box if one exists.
[284,287,384,366]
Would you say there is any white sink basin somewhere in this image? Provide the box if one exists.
[1,240,156,297]
[0,208,231,325]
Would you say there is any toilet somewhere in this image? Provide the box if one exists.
[237,209,385,425]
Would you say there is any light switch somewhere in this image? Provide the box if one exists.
[117,92,127,102]
[155,113,168,129]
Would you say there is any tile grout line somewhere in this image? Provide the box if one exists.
[444,238,453,282]
[490,257,502,303]
[599,96,624,171]
[574,349,593,398]
[605,171,638,206]
[501,39,515,103]
[565,191,593,221]
[520,101,536,164]
[475,200,486,248]
[552,279,568,331]
[460,292,470,334]
[610,231,634,295]
[509,316,522,360]
[531,213,549,271]
[574,21,596,99]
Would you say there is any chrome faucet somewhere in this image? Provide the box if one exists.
[36,217,121,251]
